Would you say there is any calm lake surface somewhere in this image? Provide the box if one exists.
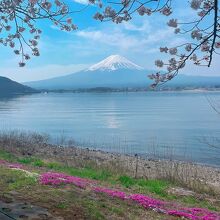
[0,91,220,166]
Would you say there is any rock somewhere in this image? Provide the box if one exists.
[167,187,195,197]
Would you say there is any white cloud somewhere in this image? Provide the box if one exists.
[50,25,60,30]
[72,0,88,4]
[145,28,174,44]
[122,20,151,32]
[76,29,142,50]
[75,25,176,53]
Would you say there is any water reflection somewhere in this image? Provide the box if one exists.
[0,91,220,165]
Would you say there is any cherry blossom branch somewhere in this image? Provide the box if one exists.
[1,0,219,83]
[150,0,220,87]
[92,0,219,87]
[0,0,79,67]
[208,0,218,66]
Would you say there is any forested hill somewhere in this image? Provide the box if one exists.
[0,76,38,96]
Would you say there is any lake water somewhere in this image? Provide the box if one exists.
[0,91,220,166]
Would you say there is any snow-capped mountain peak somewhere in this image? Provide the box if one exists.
[88,55,144,71]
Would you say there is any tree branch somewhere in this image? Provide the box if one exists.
[208,0,218,67]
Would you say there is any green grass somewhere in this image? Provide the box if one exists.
[0,149,170,198]
[0,167,37,192]
[0,149,16,161]
[46,162,62,169]
[0,148,219,212]
[83,200,105,220]
[17,157,35,164]
[32,159,45,167]
[0,149,171,199]
[18,157,45,167]
[181,196,218,211]
[118,175,171,198]
[44,161,171,198]
[108,206,124,215]
[118,175,135,187]
[45,162,112,181]
[0,150,45,167]
[43,161,171,199]
[56,202,68,209]
[0,150,113,180]
[8,175,36,190]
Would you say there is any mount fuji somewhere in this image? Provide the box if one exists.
[24,55,220,90]
[87,55,143,71]
[25,55,150,89]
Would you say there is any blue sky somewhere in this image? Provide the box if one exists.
[0,0,219,82]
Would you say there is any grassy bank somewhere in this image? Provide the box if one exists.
[0,149,172,199]
[1,167,166,220]
[0,131,220,219]
[1,149,220,213]
[0,131,220,195]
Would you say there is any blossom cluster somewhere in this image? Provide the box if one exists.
[150,0,219,87]
[0,159,23,169]
[40,171,220,220]
[93,187,220,220]
[1,159,220,220]
[93,0,174,24]
[40,172,95,188]
[93,187,127,200]
[0,0,77,66]
[92,0,219,87]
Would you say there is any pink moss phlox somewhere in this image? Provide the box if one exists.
[3,159,218,219]
[8,163,23,169]
[129,194,165,209]
[168,209,220,220]
[167,210,198,219]
[0,159,23,169]
[93,186,220,220]
[39,172,220,220]
[168,207,220,220]
[40,172,95,188]
[93,187,127,200]
[0,159,7,165]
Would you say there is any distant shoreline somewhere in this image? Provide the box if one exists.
[38,87,220,94]
[2,88,220,98]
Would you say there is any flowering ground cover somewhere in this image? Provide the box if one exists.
[40,172,96,188]
[0,165,171,220]
[39,171,220,220]
[1,152,220,220]
[0,159,23,169]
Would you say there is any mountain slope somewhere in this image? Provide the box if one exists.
[25,55,149,89]
[24,55,220,90]
[0,76,38,96]
[88,54,143,71]
[25,69,149,89]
